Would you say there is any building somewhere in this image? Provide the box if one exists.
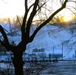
[49,54,63,60]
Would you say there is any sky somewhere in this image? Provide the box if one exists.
[52,0,76,22]
[0,0,25,18]
[0,0,76,22]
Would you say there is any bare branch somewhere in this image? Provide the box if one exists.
[37,2,46,12]
[1,0,8,4]
[68,0,76,3]
[30,0,68,41]
[25,0,28,11]
[0,25,14,51]
[66,7,76,15]
[16,16,21,26]
[0,37,13,51]
[0,25,9,44]
[28,3,34,11]
[26,0,39,38]
[0,40,5,46]
[21,0,29,41]
[21,0,35,41]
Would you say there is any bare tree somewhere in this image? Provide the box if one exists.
[0,0,68,75]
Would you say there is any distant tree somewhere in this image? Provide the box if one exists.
[0,0,68,75]
[13,16,23,26]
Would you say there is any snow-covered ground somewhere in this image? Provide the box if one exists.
[0,20,76,59]
[27,24,76,59]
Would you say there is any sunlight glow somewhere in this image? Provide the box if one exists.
[60,9,75,23]
[0,0,75,22]
[63,16,73,22]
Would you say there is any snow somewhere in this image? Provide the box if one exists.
[27,23,76,59]
[0,23,15,32]
[0,21,76,59]
[0,23,21,45]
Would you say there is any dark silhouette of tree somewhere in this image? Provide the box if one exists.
[0,0,68,75]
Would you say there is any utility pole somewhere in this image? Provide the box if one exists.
[53,46,54,59]
[62,42,63,60]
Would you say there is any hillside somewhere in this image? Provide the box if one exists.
[0,21,76,59]
[26,24,76,59]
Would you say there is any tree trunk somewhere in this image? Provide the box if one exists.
[12,51,24,75]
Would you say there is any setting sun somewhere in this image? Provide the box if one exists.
[60,9,75,23]
[0,0,75,23]
[63,16,73,22]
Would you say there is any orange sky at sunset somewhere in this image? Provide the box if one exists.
[0,0,76,23]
